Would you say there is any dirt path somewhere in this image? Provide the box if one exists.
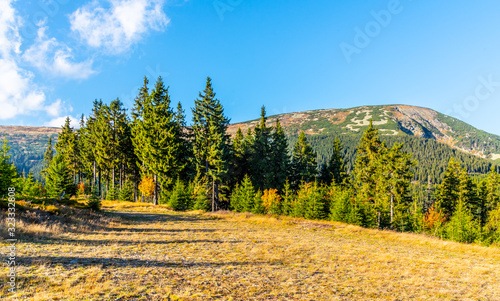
[3,202,500,300]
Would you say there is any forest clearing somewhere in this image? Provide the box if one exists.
[2,200,499,300]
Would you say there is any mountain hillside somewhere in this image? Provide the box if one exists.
[1,105,498,182]
[228,105,500,161]
[0,126,60,178]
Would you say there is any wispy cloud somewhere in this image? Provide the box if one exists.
[70,0,170,54]
[0,0,48,120]
[23,26,95,80]
[44,115,80,128]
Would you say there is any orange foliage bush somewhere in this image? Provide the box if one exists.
[138,176,155,199]
[262,188,282,214]
[423,204,446,232]
[77,182,87,195]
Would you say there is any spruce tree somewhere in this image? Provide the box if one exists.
[458,168,478,213]
[253,189,265,214]
[269,119,290,191]
[229,128,248,188]
[353,120,383,206]
[91,100,112,197]
[174,101,195,181]
[251,106,273,190]
[240,175,256,212]
[445,196,479,243]
[55,117,79,183]
[41,136,54,182]
[191,77,230,211]
[484,166,500,210]
[320,136,348,186]
[281,179,294,216]
[378,143,415,229]
[131,78,150,201]
[290,131,317,189]
[304,180,328,220]
[0,138,17,196]
[46,155,74,201]
[436,157,461,218]
[132,77,183,204]
[118,181,134,202]
[22,172,40,202]
[169,178,191,211]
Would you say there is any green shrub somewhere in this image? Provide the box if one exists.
[281,180,295,216]
[252,190,265,214]
[106,187,118,201]
[119,182,134,202]
[168,178,193,211]
[86,193,102,211]
[231,175,257,213]
[445,202,480,243]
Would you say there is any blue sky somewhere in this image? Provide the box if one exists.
[1,0,500,136]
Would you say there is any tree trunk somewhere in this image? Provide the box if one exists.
[390,192,394,229]
[112,167,115,191]
[153,174,158,205]
[215,181,219,211]
[93,161,96,191]
[98,168,102,198]
[120,164,124,189]
[133,182,137,202]
[212,180,215,212]
[377,211,381,229]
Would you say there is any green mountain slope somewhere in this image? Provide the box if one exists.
[1,104,498,183]
[228,105,500,183]
[0,126,60,179]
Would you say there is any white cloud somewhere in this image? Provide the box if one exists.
[0,0,21,58]
[44,99,64,117]
[0,0,79,122]
[70,0,169,54]
[0,58,47,119]
[23,26,95,80]
[0,0,53,120]
[44,115,80,128]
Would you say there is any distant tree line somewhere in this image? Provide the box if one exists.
[1,76,500,245]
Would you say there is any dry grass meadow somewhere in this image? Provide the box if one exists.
[1,200,500,300]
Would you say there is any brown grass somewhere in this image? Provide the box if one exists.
[1,200,499,300]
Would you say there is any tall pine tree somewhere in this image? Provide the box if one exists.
[436,157,461,218]
[269,119,290,191]
[192,77,230,211]
[290,131,317,189]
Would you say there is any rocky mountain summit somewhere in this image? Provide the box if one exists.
[227,105,500,161]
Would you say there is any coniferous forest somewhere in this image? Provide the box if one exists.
[2,76,500,246]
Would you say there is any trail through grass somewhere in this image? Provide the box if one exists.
[2,201,500,300]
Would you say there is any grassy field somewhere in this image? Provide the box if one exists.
[1,200,500,300]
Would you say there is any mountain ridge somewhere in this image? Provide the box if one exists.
[1,104,498,180]
[227,104,500,161]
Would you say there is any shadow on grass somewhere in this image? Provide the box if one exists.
[19,256,281,269]
[28,238,242,246]
[108,211,210,223]
[102,227,234,233]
